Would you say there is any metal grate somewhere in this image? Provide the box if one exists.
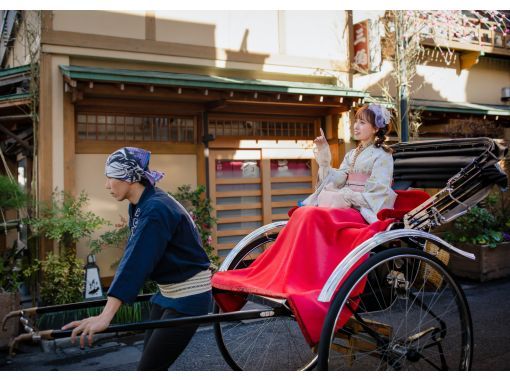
[209,117,316,138]
[76,112,196,143]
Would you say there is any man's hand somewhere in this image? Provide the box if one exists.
[61,296,122,348]
[62,314,112,348]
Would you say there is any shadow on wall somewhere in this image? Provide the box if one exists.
[58,11,271,76]
[464,57,510,105]
[152,12,269,75]
[225,29,270,71]
[360,61,448,105]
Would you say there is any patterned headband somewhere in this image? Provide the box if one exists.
[105,147,164,186]
[368,104,391,129]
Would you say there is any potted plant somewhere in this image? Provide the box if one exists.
[444,189,510,281]
[0,175,30,348]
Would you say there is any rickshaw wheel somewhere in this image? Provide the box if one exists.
[213,233,318,371]
[317,247,473,371]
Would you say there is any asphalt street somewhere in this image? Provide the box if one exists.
[1,277,510,371]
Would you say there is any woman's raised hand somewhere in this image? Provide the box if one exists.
[314,128,328,150]
[313,128,331,168]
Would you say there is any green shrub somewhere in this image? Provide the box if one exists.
[170,185,218,266]
[25,251,84,305]
[0,175,30,292]
[0,242,25,292]
[90,218,129,257]
[444,191,510,248]
[28,190,108,304]
[30,190,108,257]
[0,175,28,213]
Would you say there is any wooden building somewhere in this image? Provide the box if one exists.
[2,10,509,285]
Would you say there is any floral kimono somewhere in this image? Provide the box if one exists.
[302,143,397,223]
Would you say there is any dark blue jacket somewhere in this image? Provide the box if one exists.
[107,186,211,315]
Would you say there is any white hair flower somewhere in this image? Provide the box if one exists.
[368,104,391,129]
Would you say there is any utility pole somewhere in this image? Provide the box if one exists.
[396,11,409,142]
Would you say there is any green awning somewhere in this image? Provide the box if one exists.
[0,93,30,102]
[411,99,510,117]
[0,65,31,101]
[0,64,30,79]
[59,65,367,98]
[367,97,510,116]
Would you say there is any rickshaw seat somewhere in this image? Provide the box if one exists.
[287,189,431,221]
[377,189,431,221]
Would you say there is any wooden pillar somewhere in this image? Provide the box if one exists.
[200,111,211,198]
[38,53,53,203]
[41,11,53,33]
[63,91,75,195]
[38,52,53,259]
[346,10,354,88]
[330,114,347,168]
[207,149,217,257]
[261,158,272,225]
[145,11,156,41]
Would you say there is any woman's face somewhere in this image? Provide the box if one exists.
[353,117,378,143]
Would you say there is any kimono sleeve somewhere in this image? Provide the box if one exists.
[317,150,351,187]
[361,152,397,214]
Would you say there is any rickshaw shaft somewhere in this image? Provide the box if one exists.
[49,306,290,339]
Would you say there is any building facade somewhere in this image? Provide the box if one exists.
[1,10,509,284]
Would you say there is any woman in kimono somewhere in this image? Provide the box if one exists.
[302,103,396,222]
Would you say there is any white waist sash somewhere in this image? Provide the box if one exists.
[157,269,212,299]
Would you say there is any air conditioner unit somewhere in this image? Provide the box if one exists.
[502,87,510,102]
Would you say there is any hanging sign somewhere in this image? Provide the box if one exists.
[353,20,370,73]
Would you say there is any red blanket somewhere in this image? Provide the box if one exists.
[212,206,394,346]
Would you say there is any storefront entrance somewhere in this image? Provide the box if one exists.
[208,149,318,258]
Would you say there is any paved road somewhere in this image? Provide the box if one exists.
[463,278,510,370]
[1,277,510,371]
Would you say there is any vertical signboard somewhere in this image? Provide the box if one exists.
[353,20,370,73]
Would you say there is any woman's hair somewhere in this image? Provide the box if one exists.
[354,105,393,153]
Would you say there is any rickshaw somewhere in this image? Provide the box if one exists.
[2,137,507,371]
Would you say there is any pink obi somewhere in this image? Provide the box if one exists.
[345,172,370,192]
[317,172,370,208]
